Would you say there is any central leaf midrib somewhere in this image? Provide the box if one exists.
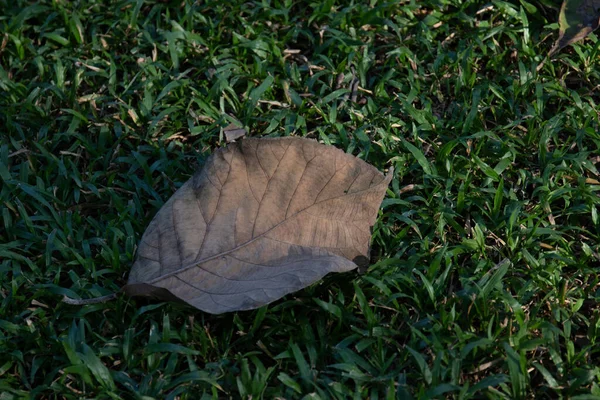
[146,176,388,286]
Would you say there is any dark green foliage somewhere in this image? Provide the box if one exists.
[1,0,600,398]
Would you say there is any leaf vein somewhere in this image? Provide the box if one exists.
[148,168,388,285]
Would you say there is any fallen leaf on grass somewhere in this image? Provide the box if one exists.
[549,0,600,56]
[123,137,392,314]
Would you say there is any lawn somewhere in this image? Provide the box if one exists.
[2,0,600,398]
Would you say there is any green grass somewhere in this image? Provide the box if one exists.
[2,0,600,398]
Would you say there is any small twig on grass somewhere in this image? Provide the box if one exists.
[62,293,118,305]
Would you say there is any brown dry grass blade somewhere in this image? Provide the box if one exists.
[223,122,247,143]
[124,137,392,314]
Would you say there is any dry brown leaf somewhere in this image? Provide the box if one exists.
[124,137,392,314]
[549,0,600,56]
